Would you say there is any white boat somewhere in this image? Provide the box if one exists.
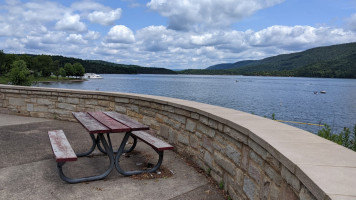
[83,73,103,79]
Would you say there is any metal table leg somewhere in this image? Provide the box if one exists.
[57,134,115,184]
[96,134,138,154]
[114,132,164,176]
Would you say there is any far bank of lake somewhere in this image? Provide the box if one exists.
[38,74,356,134]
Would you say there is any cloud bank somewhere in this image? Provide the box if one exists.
[0,0,355,69]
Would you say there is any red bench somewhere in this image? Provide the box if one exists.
[132,131,174,151]
[48,130,77,162]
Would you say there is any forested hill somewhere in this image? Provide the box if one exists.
[194,42,356,78]
[0,52,176,75]
[50,56,176,74]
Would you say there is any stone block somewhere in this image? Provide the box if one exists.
[27,104,33,112]
[8,97,25,106]
[86,99,98,105]
[204,151,214,169]
[163,105,174,113]
[212,141,224,154]
[299,185,317,200]
[128,105,139,112]
[174,108,190,117]
[242,145,249,171]
[208,119,218,129]
[243,176,257,200]
[57,103,76,111]
[98,100,110,107]
[248,139,267,159]
[197,123,215,137]
[185,118,196,132]
[168,128,177,144]
[202,136,213,153]
[218,123,224,132]
[281,166,300,192]
[250,151,264,166]
[169,113,186,124]
[266,152,281,172]
[178,133,189,145]
[115,97,129,103]
[264,164,282,187]
[199,115,208,125]
[37,98,52,105]
[34,106,48,112]
[140,107,156,117]
[224,126,248,144]
[190,134,200,149]
[191,112,199,119]
[248,162,262,184]
[155,113,168,123]
[226,144,241,166]
[127,110,143,119]
[159,125,169,139]
[281,182,298,200]
[214,151,236,176]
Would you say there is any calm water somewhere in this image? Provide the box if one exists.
[38,74,356,134]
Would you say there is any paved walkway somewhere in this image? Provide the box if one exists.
[0,114,225,200]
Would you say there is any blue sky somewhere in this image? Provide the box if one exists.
[1,0,356,69]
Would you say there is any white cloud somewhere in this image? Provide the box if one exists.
[106,25,135,43]
[71,0,109,12]
[66,34,88,44]
[147,0,285,31]
[88,8,122,25]
[55,14,87,32]
[85,31,100,40]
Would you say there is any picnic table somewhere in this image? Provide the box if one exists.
[48,111,173,184]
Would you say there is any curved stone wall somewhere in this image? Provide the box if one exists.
[1,84,355,200]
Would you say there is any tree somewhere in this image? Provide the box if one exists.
[72,62,85,78]
[59,67,66,78]
[63,63,74,77]
[9,60,32,86]
[33,55,53,77]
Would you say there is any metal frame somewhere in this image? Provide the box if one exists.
[56,134,114,184]
[96,134,138,154]
[56,131,164,183]
[114,131,164,176]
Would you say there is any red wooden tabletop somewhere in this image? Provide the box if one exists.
[72,111,149,134]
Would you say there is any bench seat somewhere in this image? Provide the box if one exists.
[132,131,174,151]
[48,130,77,162]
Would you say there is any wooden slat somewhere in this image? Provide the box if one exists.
[72,112,110,134]
[88,112,131,132]
[104,111,149,131]
[48,130,77,162]
[132,131,174,151]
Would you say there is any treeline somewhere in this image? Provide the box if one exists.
[0,50,85,85]
[50,56,176,74]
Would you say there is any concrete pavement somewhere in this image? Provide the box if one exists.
[0,114,225,200]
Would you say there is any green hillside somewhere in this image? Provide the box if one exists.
[51,56,176,74]
[187,42,356,78]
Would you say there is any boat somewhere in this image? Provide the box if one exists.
[320,90,326,94]
[83,73,103,79]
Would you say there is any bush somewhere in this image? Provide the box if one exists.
[9,60,32,86]
[318,124,356,152]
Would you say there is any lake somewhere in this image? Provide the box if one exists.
[38,74,356,134]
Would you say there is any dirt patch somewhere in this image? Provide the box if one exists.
[130,163,174,180]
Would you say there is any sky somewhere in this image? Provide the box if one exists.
[1,0,356,69]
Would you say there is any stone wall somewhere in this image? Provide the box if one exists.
[1,84,355,200]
